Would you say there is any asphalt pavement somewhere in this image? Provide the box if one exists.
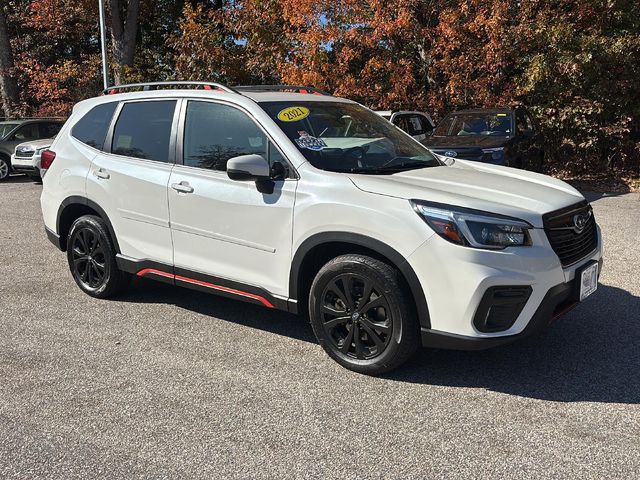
[1,175,638,479]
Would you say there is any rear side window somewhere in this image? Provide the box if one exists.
[40,122,62,138]
[111,101,176,162]
[72,102,118,150]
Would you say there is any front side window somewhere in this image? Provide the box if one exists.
[516,110,535,134]
[111,101,176,162]
[434,112,512,137]
[72,102,118,150]
[183,101,268,171]
[0,123,19,139]
[259,101,440,174]
[13,123,39,141]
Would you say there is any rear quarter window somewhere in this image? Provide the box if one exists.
[71,102,118,150]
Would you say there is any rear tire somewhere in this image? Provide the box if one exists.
[309,254,420,375]
[66,215,130,298]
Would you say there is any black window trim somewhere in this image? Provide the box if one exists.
[175,98,299,180]
[103,98,181,164]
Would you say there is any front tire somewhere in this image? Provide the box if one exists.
[309,254,420,375]
[66,215,129,298]
[0,157,10,181]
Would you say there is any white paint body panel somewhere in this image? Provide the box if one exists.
[86,152,174,265]
[41,88,603,344]
[168,165,296,296]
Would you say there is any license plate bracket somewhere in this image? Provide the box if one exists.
[577,261,598,301]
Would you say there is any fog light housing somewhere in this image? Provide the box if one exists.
[473,286,532,333]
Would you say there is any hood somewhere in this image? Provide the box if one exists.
[423,135,509,149]
[15,138,53,151]
[348,160,583,227]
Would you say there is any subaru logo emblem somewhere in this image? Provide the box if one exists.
[444,150,457,158]
[573,211,591,233]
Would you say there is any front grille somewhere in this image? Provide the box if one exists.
[15,149,35,158]
[429,147,484,161]
[543,201,598,267]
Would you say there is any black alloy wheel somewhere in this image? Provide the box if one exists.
[309,254,420,375]
[66,215,130,298]
[71,227,107,290]
[320,273,392,360]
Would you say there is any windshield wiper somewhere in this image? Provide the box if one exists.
[378,160,432,171]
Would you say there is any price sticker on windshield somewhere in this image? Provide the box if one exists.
[295,133,327,151]
[277,106,310,122]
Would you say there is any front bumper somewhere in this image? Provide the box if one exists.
[420,257,602,350]
[407,224,603,348]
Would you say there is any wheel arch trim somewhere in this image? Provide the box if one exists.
[289,232,431,329]
[56,195,120,253]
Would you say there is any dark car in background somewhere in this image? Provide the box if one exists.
[423,107,545,172]
[0,119,64,181]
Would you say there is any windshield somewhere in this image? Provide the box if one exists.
[260,101,441,174]
[0,123,19,139]
[434,112,512,137]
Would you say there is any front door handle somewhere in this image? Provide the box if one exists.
[94,168,110,180]
[171,181,194,194]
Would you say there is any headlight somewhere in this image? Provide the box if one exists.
[411,200,532,249]
[482,147,504,160]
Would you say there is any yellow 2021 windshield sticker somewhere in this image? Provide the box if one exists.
[277,106,310,122]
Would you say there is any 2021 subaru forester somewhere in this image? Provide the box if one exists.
[40,82,603,374]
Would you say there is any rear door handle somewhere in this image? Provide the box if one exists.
[171,181,194,194]
[94,168,110,179]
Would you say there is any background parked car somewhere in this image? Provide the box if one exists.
[11,138,55,181]
[423,106,545,172]
[376,110,435,143]
[0,119,64,181]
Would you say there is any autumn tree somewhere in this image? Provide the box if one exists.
[109,0,140,84]
[0,2,19,117]
[1,0,637,176]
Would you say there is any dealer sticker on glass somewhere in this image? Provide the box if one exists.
[295,133,327,151]
[579,262,598,301]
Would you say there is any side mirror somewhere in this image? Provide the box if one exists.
[227,154,270,181]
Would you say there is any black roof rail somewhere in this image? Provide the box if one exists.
[103,81,238,95]
[235,85,331,96]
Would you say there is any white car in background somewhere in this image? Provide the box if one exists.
[11,138,55,180]
[376,110,435,143]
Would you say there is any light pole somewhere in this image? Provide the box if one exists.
[98,0,109,89]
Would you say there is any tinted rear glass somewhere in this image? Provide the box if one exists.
[111,101,176,162]
[40,122,62,138]
[72,102,118,149]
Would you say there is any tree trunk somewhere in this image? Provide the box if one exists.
[109,0,140,84]
[0,7,19,118]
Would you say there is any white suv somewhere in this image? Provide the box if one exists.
[40,82,603,375]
